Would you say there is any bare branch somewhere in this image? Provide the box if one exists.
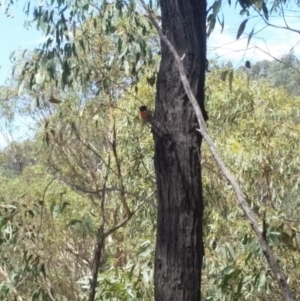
[110,113,132,215]
[71,122,118,176]
[39,178,56,236]
[88,191,154,301]
[104,192,155,237]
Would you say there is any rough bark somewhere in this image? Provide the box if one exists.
[153,1,207,301]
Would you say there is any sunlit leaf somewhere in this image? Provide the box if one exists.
[18,79,24,95]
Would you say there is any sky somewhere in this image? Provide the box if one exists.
[0,1,42,147]
[0,2,42,84]
[207,1,300,67]
[0,0,300,147]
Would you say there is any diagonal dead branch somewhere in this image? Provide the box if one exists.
[140,1,294,300]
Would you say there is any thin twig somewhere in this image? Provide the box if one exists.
[110,113,131,215]
[39,178,55,238]
[252,4,300,34]
[71,122,118,176]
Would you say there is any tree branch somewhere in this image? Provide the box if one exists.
[87,191,154,301]
[252,5,300,35]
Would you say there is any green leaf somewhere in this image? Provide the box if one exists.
[207,16,216,37]
[137,245,152,257]
[51,203,61,219]
[31,97,37,111]
[9,50,15,62]
[220,70,228,81]
[0,218,8,229]
[102,10,108,32]
[119,45,128,59]
[37,263,46,277]
[35,72,45,85]
[142,269,150,283]
[124,60,129,76]
[61,201,70,212]
[217,14,224,33]
[128,0,136,13]
[212,0,222,16]
[247,27,254,48]
[68,220,82,227]
[39,55,48,72]
[18,79,24,95]
[78,39,85,52]
[24,1,30,16]
[117,37,123,53]
[258,272,266,290]
[221,266,235,276]
[56,27,60,46]
[228,70,233,92]
[207,13,214,23]
[26,210,35,218]
[226,243,235,259]
[236,19,248,40]
[262,2,268,21]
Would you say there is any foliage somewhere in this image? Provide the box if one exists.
[0,140,37,176]
[12,0,159,100]
[2,1,160,299]
[1,66,300,300]
[201,70,300,300]
[0,69,157,300]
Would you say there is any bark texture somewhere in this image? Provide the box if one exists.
[154,1,207,301]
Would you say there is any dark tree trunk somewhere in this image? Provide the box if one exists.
[154,1,207,301]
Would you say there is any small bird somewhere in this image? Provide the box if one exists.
[139,105,153,123]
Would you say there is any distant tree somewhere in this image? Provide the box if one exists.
[0,140,37,177]
[249,53,300,96]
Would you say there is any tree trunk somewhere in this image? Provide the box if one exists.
[154,1,207,301]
